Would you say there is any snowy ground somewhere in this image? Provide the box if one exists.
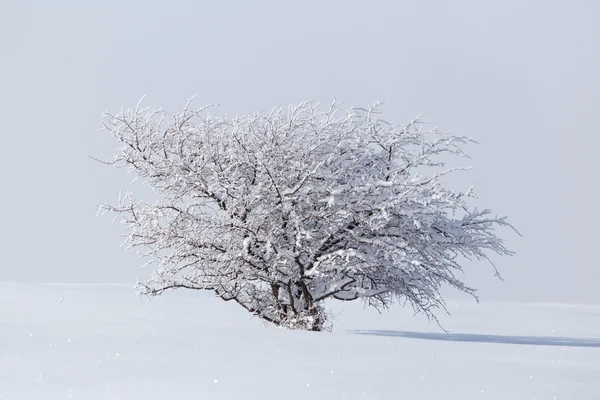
[1,283,599,399]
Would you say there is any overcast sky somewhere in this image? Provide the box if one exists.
[1,0,598,304]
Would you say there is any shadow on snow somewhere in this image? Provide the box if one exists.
[350,330,600,348]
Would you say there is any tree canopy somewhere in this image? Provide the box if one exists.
[100,97,517,331]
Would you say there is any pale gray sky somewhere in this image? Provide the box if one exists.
[1,0,598,303]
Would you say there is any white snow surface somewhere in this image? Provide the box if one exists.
[1,282,599,399]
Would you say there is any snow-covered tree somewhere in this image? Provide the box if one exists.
[99,96,517,331]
